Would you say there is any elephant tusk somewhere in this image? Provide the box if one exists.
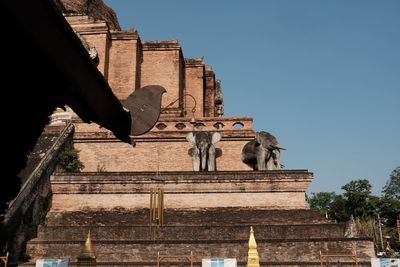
[270,145,286,150]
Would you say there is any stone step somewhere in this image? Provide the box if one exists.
[19,260,373,267]
[36,224,345,241]
[44,208,330,226]
[20,260,372,267]
[24,238,373,265]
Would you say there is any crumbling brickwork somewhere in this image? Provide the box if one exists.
[56,0,121,30]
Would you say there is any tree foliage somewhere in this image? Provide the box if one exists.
[58,147,84,172]
[308,176,400,251]
[382,166,400,200]
[308,192,336,216]
[328,195,350,222]
[341,179,372,220]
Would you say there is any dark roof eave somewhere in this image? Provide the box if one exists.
[1,0,131,143]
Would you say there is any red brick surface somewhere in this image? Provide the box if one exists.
[141,41,183,109]
[108,38,139,99]
[185,59,205,117]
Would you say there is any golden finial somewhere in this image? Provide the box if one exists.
[247,226,260,267]
[77,230,96,266]
[82,230,95,258]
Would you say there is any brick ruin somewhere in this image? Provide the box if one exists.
[20,4,375,267]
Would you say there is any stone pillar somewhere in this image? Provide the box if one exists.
[108,30,141,100]
[185,58,205,118]
[205,66,216,117]
[215,80,224,117]
[141,40,184,117]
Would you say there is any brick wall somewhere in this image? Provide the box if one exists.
[141,41,183,110]
[74,139,253,172]
[65,16,222,119]
[79,32,109,77]
[108,32,139,99]
[185,58,205,117]
[66,16,109,77]
[52,192,309,210]
[73,117,256,172]
[51,171,313,210]
[25,239,374,266]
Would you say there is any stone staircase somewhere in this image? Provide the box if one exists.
[22,171,374,266]
[3,123,74,265]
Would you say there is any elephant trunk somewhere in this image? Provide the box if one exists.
[207,145,216,171]
[200,145,209,171]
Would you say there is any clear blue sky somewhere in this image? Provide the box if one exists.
[103,0,400,196]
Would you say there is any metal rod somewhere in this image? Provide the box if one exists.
[150,188,153,226]
[160,188,164,226]
[157,188,161,225]
[377,213,384,252]
[153,190,157,223]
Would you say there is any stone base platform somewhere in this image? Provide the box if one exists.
[22,171,375,266]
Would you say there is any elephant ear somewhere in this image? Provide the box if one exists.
[186,132,196,144]
[211,132,221,144]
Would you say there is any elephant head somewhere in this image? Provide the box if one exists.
[241,131,283,170]
[186,131,221,171]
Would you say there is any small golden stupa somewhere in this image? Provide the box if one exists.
[77,231,96,266]
[247,226,260,267]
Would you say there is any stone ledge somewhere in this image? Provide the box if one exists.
[28,237,372,245]
[68,19,109,34]
[185,58,204,67]
[72,116,255,140]
[142,40,181,51]
[111,30,138,40]
[50,170,313,193]
[52,170,311,180]
[20,261,372,267]
[50,171,312,195]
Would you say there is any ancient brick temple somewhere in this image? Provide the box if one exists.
[20,1,375,266]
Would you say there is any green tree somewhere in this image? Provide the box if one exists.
[328,195,349,222]
[308,192,337,216]
[341,179,372,220]
[382,166,400,200]
[376,197,400,227]
[309,177,400,250]
[376,197,400,251]
[380,167,400,250]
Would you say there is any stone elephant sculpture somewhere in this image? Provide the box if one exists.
[186,131,221,171]
[241,131,284,170]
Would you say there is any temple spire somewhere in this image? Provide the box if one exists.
[77,230,96,266]
[247,226,260,267]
